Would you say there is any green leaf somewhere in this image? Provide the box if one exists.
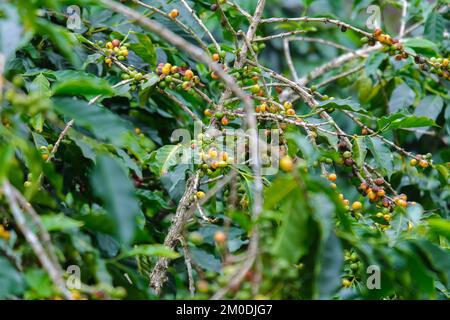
[424,12,444,43]
[352,136,367,169]
[52,97,132,147]
[366,137,394,176]
[24,269,54,299]
[412,241,450,290]
[403,38,439,56]
[52,73,114,98]
[129,33,157,69]
[35,19,81,67]
[388,82,416,113]
[29,74,52,98]
[316,232,343,299]
[428,218,450,241]
[91,155,140,246]
[126,244,180,259]
[378,113,437,130]
[414,95,443,121]
[0,256,25,298]
[318,98,365,114]
[435,164,449,187]
[41,214,84,232]
[190,247,222,272]
[148,144,184,176]
[365,51,386,77]
[389,115,437,129]
[272,177,310,263]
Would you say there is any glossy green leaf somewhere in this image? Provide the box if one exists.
[91,155,140,246]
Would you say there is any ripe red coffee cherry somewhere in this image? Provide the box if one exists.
[112,39,120,48]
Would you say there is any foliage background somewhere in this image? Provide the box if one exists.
[0,0,449,300]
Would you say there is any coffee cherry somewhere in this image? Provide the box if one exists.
[419,159,429,168]
[352,201,362,210]
[162,63,172,75]
[221,117,229,126]
[220,151,229,162]
[106,41,113,49]
[210,71,219,80]
[112,39,120,48]
[377,189,385,197]
[212,53,220,62]
[396,199,407,208]
[343,199,350,206]
[197,280,209,293]
[184,69,194,80]
[328,173,337,181]
[210,4,218,11]
[343,151,352,159]
[373,28,382,37]
[341,25,347,32]
[214,231,227,244]
[208,148,218,159]
[283,101,292,109]
[169,9,179,19]
[410,158,417,166]
[361,127,368,135]
[374,178,384,185]
[204,109,212,117]
[250,84,260,94]
[342,279,351,287]
[0,225,10,241]
[344,158,354,166]
[196,191,205,199]
[286,109,295,116]
[280,155,294,172]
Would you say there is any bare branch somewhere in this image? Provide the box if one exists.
[2,181,72,300]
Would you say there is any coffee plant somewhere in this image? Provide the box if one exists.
[0,0,449,300]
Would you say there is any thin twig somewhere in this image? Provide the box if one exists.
[179,236,195,296]
[2,181,72,300]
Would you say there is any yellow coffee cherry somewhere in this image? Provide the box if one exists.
[280,156,294,172]
[352,201,362,210]
[196,191,205,199]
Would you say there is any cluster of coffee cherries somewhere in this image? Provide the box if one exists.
[203,109,236,126]
[409,153,432,169]
[120,68,144,91]
[0,224,10,241]
[102,39,129,67]
[229,66,262,91]
[209,50,227,80]
[426,57,450,79]
[38,144,53,161]
[197,146,231,176]
[363,28,405,56]
[342,250,361,288]
[156,63,201,95]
